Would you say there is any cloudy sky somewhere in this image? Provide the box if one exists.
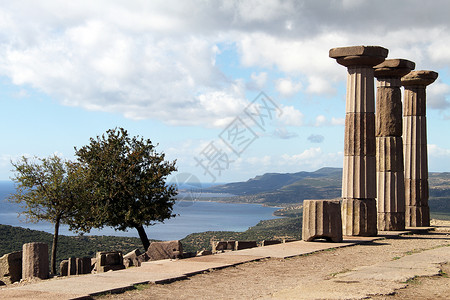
[1,0,450,183]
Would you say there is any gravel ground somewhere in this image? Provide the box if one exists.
[97,225,450,299]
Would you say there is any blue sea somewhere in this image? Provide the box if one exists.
[0,181,280,240]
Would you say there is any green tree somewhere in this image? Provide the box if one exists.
[75,127,178,250]
[9,155,91,275]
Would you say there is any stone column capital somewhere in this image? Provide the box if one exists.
[329,45,388,67]
[401,70,438,87]
[374,59,415,79]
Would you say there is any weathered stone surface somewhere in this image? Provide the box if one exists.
[341,198,377,236]
[262,240,283,246]
[22,242,49,280]
[212,241,235,252]
[401,70,438,87]
[146,241,183,261]
[376,137,404,172]
[344,113,376,156]
[95,251,125,273]
[331,45,381,237]
[375,61,407,233]
[330,45,389,58]
[376,171,405,212]
[378,212,405,231]
[68,257,76,276]
[0,251,22,284]
[302,199,343,242]
[345,67,376,113]
[76,257,92,275]
[375,86,402,136]
[406,205,430,227]
[342,155,376,199]
[403,116,427,145]
[123,249,142,268]
[236,241,258,250]
[403,87,427,116]
[196,250,212,256]
[59,260,68,276]
[402,71,437,227]
[330,46,388,67]
[374,59,415,78]
[405,178,429,207]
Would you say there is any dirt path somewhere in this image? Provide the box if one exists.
[97,229,450,299]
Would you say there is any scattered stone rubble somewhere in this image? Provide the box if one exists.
[0,251,22,285]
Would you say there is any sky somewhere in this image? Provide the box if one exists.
[1,0,450,184]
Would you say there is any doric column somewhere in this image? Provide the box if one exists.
[401,70,438,227]
[374,59,415,231]
[329,45,388,236]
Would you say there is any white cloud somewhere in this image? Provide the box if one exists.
[428,144,450,157]
[0,0,450,128]
[314,115,344,127]
[250,72,268,89]
[275,77,302,97]
[280,148,343,171]
[278,105,304,126]
[427,81,450,110]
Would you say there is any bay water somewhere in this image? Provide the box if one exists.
[0,181,279,240]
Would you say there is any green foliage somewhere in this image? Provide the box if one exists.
[9,155,90,230]
[273,206,303,217]
[75,127,177,249]
[9,155,93,273]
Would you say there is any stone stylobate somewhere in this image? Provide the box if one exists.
[401,70,438,227]
[374,59,415,231]
[330,45,388,236]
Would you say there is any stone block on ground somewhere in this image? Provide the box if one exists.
[262,240,283,246]
[212,241,236,252]
[302,199,343,242]
[123,249,142,268]
[341,198,377,236]
[0,251,22,284]
[59,260,68,276]
[145,241,183,261]
[236,241,258,250]
[68,257,76,275]
[22,242,49,280]
[76,257,92,274]
[95,251,125,273]
[196,250,212,256]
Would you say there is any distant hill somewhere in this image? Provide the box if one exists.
[204,168,450,208]
[205,167,342,196]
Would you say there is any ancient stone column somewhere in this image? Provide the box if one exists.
[374,59,415,231]
[401,70,438,227]
[330,45,388,236]
[22,242,49,280]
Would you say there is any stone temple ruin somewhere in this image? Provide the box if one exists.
[302,45,438,242]
[0,45,440,287]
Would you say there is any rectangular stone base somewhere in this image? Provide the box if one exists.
[342,198,377,236]
[377,212,405,231]
[405,205,430,227]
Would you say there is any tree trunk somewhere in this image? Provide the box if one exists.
[135,225,150,251]
[51,216,60,275]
